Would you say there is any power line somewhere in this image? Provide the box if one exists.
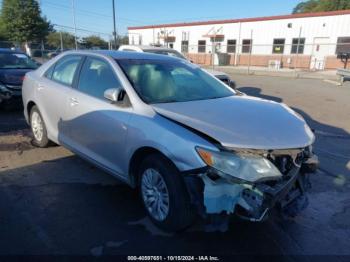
[53,24,112,37]
[42,0,144,24]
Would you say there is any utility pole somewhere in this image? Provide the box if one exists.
[294,26,302,77]
[112,0,117,49]
[60,31,64,51]
[71,0,78,50]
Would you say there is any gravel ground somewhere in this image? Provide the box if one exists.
[0,75,349,260]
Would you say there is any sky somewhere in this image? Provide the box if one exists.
[3,0,305,39]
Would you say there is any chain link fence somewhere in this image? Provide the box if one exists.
[1,39,349,75]
[0,28,129,64]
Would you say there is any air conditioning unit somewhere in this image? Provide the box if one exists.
[268,60,282,70]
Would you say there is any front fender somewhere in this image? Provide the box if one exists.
[124,113,218,174]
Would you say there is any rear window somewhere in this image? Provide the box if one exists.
[0,52,38,69]
[143,49,186,60]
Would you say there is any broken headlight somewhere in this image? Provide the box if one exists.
[196,147,282,183]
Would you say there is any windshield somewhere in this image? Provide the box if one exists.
[0,52,38,69]
[118,59,234,104]
[143,49,187,60]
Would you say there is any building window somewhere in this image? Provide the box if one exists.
[227,39,236,53]
[336,37,350,54]
[291,38,305,54]
[272,38,285,54]
[181,40,189,53]
[242,39,252,53]
[138,36,142,45]
[198,40,206,53]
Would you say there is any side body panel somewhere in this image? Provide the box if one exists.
[63,89,133,177]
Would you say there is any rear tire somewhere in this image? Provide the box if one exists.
[30,106,51,147]
[138,153,195,232]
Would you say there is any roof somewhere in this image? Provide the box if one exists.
[128,9,350,30]
[120,45,177,51]
[64,50,181,61]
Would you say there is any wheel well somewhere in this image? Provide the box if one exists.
[27,101,36,119]
[129,147,172,187]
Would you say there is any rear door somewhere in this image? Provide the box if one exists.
[65,55,133,177]
[36,55,84,143]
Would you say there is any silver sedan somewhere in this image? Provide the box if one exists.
[22,51,318,231]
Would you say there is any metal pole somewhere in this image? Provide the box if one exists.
[212,29,216,70]
[294,26,302,77]
[71,0,78,50]
[112,0,117,49]
[247,29,253,75]
[235,21,242,66]
[41,40,44,58]
[60,31,63,51]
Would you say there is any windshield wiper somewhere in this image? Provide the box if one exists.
[152,99,180,104]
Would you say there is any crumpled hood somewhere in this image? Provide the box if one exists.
[152,95,314,150]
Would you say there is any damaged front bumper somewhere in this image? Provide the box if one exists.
[184,152,319,223]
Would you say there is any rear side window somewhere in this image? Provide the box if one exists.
[52,55,82,86]
[44,63,55,79]
[78,56,120,99]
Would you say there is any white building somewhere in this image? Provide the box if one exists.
[128,10,350,70]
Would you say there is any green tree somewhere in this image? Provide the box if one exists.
[0,24,7,41]
[47,31,76,49]
[81,35,108,49]
[293,0,350,14]
[0,0,52,43]
[118,35,129,45]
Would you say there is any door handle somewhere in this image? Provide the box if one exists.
[69,97,79,106]
[37,84,45,91]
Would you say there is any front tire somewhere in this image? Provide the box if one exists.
[138,153,195,232]
[30,106,50,147]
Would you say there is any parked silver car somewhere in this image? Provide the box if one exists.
[22,51,318,231]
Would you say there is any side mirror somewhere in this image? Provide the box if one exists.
[104,87,124,103]
[229,80,236,90]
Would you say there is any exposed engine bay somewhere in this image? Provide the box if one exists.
[184,146,319,231]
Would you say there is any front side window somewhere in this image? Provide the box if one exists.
[118,59,234,104]
[198,40,206,53]
[242,39,252,53]
[0,52,38,69]
[78,56,120,99]
[52,55,82,86]
[272,38,285,54]
[291,38,306,54]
